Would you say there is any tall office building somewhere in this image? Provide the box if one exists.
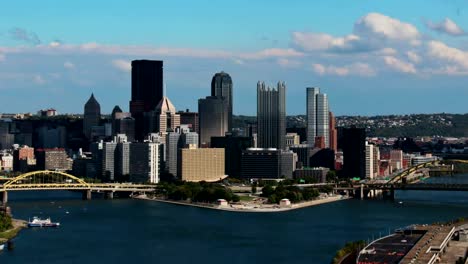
[306,87,329,147]
[83,93,101,140]
[257,81,286,150]
[149,96,180,142]
[211,134,252,178]
[166,126,198,177]
[342,127,366,179]
[178,109,199,133]
[198,96,229,147]
[0,120,14,150]
[329,111,338,152]
[129,60,164,140]
[211,72,233,131]
[241,148,295,179]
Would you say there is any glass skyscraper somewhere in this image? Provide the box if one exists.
[129,60,163,141]
[198,96,229,147]
[307,87,329,148]
[257,81,286,150]
[211,71,233,132]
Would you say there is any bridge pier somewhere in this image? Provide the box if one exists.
[105,191,114,199]
[360,184,364,200]
[1,191,7,205]
[82,189,92,200]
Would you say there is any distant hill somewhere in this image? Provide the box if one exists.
[234,113,468,137]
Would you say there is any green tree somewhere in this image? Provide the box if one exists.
[0,212,13,232]
[261,185,275,197]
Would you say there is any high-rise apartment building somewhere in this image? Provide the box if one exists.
[129,60,164,140]
[365,142,379,179]
[390,149,403,172]
[211,72,233,131]
[257,81,286,150]
[83,93,101,140]
[198,96,228,147]
[35,148,72,171]
[129,136,163,183]
[307,87,329,147]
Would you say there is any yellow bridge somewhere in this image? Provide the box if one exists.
[0,170,157,204]
[387,159,468,185]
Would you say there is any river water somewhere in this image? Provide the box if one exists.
[1,174,467,264]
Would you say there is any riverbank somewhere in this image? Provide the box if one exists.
[0,219,27,243]
[134,194,350,213]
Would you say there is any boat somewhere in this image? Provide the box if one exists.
[0,244,4,251]
[28,217,60,227]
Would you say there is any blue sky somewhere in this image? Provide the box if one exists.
[1,0,468,115]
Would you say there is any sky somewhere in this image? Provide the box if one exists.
[1,0,468,116]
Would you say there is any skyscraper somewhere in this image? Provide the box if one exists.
[257,81,286,150]
[342,127,366,179]
[198,96,229,147]
[211,72,233,131]
[83,93,101,140]
[149,96,180,142]
[129,60,164,140]
[306,87,329,148]
[329,111,338,152]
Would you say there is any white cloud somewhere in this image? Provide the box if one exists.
[111,59,131,72]
[407,51,421,63]
[425,18,465,36]
[354,13,420,41]
[240,48,304,59]
[312,62,376,77]
[277,58,302,68]
[32,74,46,85]
[427,41,468,69]
[383,56,417,74]
[292,13,420,54]
[291,32,361,52]
[64,61,75,69]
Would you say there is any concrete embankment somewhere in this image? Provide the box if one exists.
[134,195,350,213]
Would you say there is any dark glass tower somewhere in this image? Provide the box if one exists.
[83,93,101,140]
[198,96,229,147]
[342,127,366,179]
[130,60,163,140]
[211,72,233,131]
[257,81,286,150]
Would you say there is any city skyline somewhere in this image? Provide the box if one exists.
[1,1,468,116]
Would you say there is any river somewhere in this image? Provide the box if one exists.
[1,174,467,264]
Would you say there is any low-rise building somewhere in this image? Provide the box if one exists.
[177,145,225,182]
[293,167,329,183]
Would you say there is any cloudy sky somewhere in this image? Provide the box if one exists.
[1,0,468,116]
